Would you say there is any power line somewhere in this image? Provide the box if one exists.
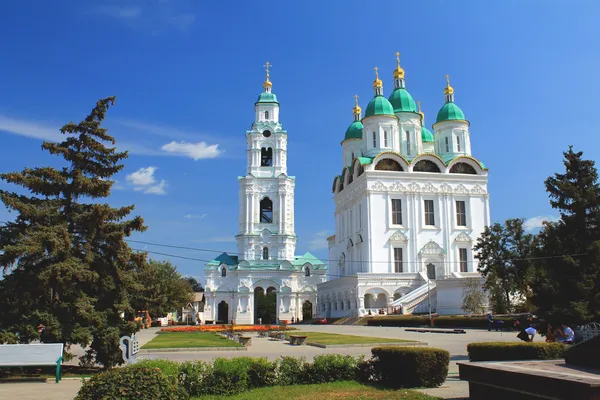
[125,239,234,255]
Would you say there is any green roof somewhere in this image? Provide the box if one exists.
[293,252,326,268]
[436,102,466,123]
[206,252,238,266]
[388,88,417,113]
[364,95,395,118]
[256,92,278,103]
[421,126,434,143]
[344,120,363,140]
[356,157,373,165]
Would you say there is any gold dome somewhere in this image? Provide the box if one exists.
[263,74,272,89]
[393,51,405,79]
[352,94,361,114]
[373,66,383,88]
[444,74,454,95]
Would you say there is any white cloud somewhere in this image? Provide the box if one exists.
[524,215,559,231]
[126,166,167,195]
[306,231,330,251]
[0,115,63,142]
[194,236,235,244]
[93,2,195,33]
[184,213,208,219]
[161,141,222,160]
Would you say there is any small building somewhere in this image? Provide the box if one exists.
[181,292,206,324]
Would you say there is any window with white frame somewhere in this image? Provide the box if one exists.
[406,130,411,155]
[457,135,461,152]
[391,198,403,225]
[394,248,403,273]
[424,199,435,226]
[456,200,467,226]
[384,131,388,147]
[445,137,449,152]
[372,132,376,148]
[459,248,468,272]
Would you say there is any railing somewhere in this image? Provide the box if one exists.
[357,272,421,281]
[390,279,436,315]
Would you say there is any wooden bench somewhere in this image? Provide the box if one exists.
[0,343,63,383]
[289,335,307,346]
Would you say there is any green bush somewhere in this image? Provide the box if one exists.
[75,366,188,400]
[467,342,567,361]
[564,335,600,369]
[202,358,251,396]
[246,358,278,388]
[366,316,431,327]
[308,354,359,383]
[134,359,182,378]
[355,358,381,384]
[371,346,449,388]
[277,356,310,386]
[178,361,212,396]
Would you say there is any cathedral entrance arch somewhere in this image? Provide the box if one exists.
[217,301,229,324]
[302,300,313,321]
[254,286,277,324]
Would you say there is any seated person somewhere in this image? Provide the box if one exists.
[545,323,557,342]
[556,323,575,344]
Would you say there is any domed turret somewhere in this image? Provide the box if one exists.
[418,101,434,143]
[345,95,363,140]
[388,52,417,113]
[435,75,466,123]
[364,67,395,118]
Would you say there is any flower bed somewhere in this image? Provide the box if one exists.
[161,324,293,333]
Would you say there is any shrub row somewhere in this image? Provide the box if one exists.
[366,315,516,329]
[76,347,450,399]
[467,342,567,362]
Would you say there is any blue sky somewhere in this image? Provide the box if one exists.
[1,1,599,282]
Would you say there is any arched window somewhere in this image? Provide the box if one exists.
[261,147,273,166]
[450,162,477,174]
[262,247,269,260]
[221,266,227,277]
[375,158,403,171]
[372,132,376,148]
[413,159,441,172]
[406,130,411,156]
[351,152,355,160]
[265,110,269,120]
[260,197,273,223]
[305,266,311,277]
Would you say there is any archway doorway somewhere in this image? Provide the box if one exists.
[254,286,277,324]
[427,263,437,280]
[217,301,228,324]
[302,300,313,321]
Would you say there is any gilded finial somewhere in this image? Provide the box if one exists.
[352,94,361,115]
[393,51,405,79]
[263,61,272,89]
[417,100,424,120]
[373,66,383,88]
[444,74,454,96]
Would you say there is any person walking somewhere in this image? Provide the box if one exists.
[487,313,494,331]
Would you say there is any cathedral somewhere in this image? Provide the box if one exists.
[203,64,326,325]
[318,53,490,318]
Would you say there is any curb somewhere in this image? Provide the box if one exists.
[306,341,428,349]
[140,347,248,353]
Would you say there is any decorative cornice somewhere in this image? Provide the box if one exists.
[388,230,409,243]
[454,232,472,243]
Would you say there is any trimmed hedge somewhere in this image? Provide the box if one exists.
[308,354,359,383]
[467,342,567,362]
[371,346,449,388]
[565,334,600,369]
[76,367,188,400]
[367,316,431,327]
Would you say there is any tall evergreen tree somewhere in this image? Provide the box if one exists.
[474,218,536,313]
[531,147,600,324]
[0,97,147,367]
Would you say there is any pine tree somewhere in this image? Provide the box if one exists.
[0,97,147,367]
[531,147,600,325]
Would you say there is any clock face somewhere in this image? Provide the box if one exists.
[263,130,272,138]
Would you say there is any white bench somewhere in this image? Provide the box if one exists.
[0,343,64,383]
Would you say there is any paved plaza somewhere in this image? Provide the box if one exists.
[0,325,521,399]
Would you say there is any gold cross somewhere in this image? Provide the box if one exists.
[354,94,359,106]
[446,74,451,86]
[395,51,401,66]
[264,61,271,75]
[374,66,379,78]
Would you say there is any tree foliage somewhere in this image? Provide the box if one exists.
[530,147,600,325]
[474,218,536,313]
[0,97,146,367]
[186,277,204,292]
[136,260,194,318]
[461,278,487,315]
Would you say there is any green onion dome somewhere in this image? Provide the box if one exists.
[388,88,417,113]
[344,120,363,140]
[435,102,466,123]
[421,126,434,142]
[364,95,395,117]
[256,92,278,103]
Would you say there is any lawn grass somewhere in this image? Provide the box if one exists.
[142,332,242,349]
[192,381,438,399]
[289,331,415,345]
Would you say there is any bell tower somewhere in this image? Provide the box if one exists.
[236,63,297,263]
